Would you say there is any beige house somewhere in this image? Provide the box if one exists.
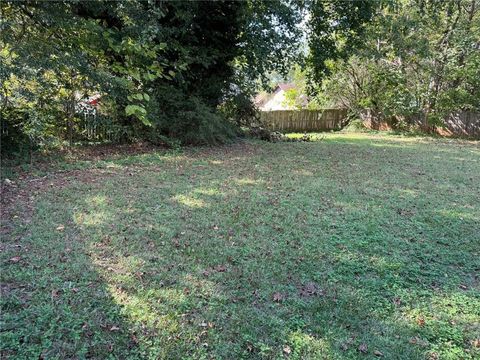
[255,83,296,111]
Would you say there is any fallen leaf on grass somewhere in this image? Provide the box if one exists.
[416,317,425,327]
[283,345,291,355]
[110,325,120,331]
[215,264,227,272]
[358,343,368,353]
[9,256,21,263]
[56,225,65,231]
[273,292,284,302]
[298,282,323,298]
[409,336,428,346]
[198,321,214,329]
[374,350,384,356]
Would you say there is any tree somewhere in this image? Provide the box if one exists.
[307,0,376,88]
[311,0,480,128]
[1,0,306,151]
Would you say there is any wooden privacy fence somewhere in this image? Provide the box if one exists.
[430,111,479,137]
[260,109,348,132]
[362,110,480,138]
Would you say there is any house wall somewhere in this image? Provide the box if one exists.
[261,90,295,111]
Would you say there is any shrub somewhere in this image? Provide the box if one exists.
[147,85,239,146]
[219,92,259,127]
[343,119,367,132]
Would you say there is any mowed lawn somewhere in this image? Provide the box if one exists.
[1,133,479,359]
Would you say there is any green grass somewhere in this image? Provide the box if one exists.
[1,133,479,359]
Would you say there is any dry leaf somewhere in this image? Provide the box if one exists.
[299,282,322,298]
[374,350,384,356]
[358,343,368,353]
[110,325,120,331]
[283,345,291,355]
[56,225,65,231]
[416,317,425,326]
[215,264,227,272]
[409,336,428,346]
[9,256,21,263]
[273,292,284,302]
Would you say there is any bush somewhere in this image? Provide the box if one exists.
[343,119,367,132]
[148,85,239,145]
[219,92,259,127]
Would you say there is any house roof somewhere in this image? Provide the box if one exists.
[277,83,295,91]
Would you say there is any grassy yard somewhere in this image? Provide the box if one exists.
[1,133,479,359]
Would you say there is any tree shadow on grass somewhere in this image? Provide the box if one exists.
[0,203,142,358]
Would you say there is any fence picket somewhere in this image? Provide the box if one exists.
[260,109,347,132]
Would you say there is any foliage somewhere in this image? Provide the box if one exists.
[313,0,480,127]
[281,70,325,111]
[307,0,377,86]
[2,134,479,358]
[219,92,260,127]
[146,85,239,146]
[2,0,383,153]
[1,1,309,153]
[0,1,170,150]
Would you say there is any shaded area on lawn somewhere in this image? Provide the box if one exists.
[1,134,479,359]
